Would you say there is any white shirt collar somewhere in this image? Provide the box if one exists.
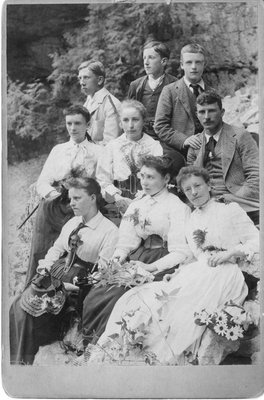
[68,138,88,147]
[184,76,205,90]
[204,127,222,143]
[148,74,165,90]
[82,211,104,230]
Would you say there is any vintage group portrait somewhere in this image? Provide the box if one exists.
[2,0,263,398]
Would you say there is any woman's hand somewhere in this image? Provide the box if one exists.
[208,250,235,267]
[130,261,157,273]
[111,249,128,264]
[114,194,132,214]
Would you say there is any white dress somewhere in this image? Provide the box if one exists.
[94,200,259,364]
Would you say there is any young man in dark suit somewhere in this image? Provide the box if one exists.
[128,41,176,140]
[154,43,212,158]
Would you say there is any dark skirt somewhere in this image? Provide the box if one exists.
[82,240,177,345]
[9,295,66,365]
[10,260,93,365]
[25,197,73,287]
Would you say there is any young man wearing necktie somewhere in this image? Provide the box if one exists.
[154,43,212,158]
[187,90,259,224]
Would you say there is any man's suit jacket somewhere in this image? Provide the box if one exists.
[127,73,177,102]
[187,123,259,202]
[84,87,121,145]
[154,77,211,151]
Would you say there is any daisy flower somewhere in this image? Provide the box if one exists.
[225,325,244,341]
[214,311,228,325]
[214,322,228,336]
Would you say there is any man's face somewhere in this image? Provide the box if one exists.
[181,52,205,83]
[66,114,88,144]
[196,102,224,135]
[143,48,166,79]
[78,67,102,96]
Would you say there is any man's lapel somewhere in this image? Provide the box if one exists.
[194,132,206,167]
[176,78,192,119]
[89,88,108,115]
[221,123,236,179]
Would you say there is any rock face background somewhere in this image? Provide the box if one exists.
[6,4,88,82]
[7,2,257,87]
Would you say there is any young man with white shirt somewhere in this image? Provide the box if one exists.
[187,90,259,223]
[25,105,100,286]
[78,60,121,145]
[127,41,176,140]
[154,43,212,158]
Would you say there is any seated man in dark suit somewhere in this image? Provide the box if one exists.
[187,90,259,224]
[127,40,176,140]
[154,43,212,158]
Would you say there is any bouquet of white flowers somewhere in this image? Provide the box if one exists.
[194,301,256,341]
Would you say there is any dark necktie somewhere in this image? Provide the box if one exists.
[64,222,87,273]
[203,136,216,166]
[190,83,201,98]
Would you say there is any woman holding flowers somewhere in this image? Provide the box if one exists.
[82,155,192,344]
[91,166,259,365]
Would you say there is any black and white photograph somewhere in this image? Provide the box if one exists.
[2,0,263,397]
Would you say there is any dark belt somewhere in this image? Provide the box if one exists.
[143,234,167,250]
[114,174,141,199]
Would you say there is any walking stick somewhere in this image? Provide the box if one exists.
[17,203,39,230]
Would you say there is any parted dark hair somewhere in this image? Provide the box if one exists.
[138,155,175,179]
[180,43,206,61]
[65,170,104,210]
[143,41,171,59]
[63,105,91,123]
[78,60,106,80]
[120,99,147,121]
[176,166,210,192]
[196,90,222,110]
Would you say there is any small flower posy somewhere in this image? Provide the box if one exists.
[194,301,256,341]
[192,229,225,253]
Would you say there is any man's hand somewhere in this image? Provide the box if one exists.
[215,193,234,203]
[183,135,201,149]
[45,190,60,200]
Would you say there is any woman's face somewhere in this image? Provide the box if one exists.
[181,175,211,207]
[120,107,144,141]
[69,188,96,220]
[139,165,169,196]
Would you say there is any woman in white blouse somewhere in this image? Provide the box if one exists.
[10,175,118,365]
[96,99,163,216]
[82,155,192,344]
[90,166,259,365]
[25,105,100,286]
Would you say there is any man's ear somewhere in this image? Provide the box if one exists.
[221,108,225,118]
